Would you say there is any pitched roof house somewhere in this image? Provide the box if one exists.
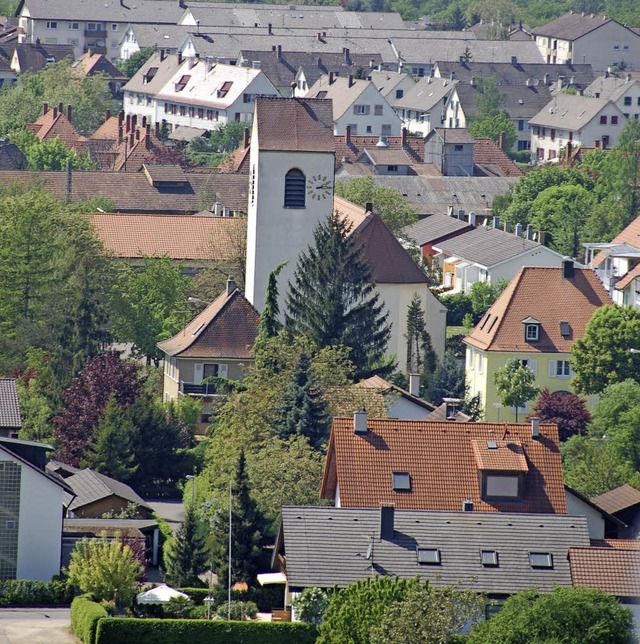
[157,277,259,411]
[592,485,640,538]
[321,416,567,514]
[464,264,613,422]
[585,74,640,120]
[0,378,21,438]
[26,103,87,153]
[273,506,589,600]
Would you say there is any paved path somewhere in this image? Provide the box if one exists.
[0,608,78,644]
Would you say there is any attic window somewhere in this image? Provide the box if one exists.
[485,474,520,498]
[479,312,490,330]
[217,81,233,98]
[175,74,190,91]
[560,321,570,337]
[487,440,498,449]
[529,552,553,568]
[417,548,440,564]
[486,316,498,333]
[392,471,411,491]
[481,550,499,567]
[525,324,539,341]
[316,90,327,98]
[144,67,158,84]
[192,322,205,336]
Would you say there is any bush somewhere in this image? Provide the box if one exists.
[0,578,75,606]
[184,584,283,612]
[215,600,258,620]
[440,292,472,326]
[292,587,329,625]
[95,617,318,644]
[71,596,109,644]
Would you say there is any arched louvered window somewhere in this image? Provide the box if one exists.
[284,168,306,208]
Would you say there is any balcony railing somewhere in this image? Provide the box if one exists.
[180,382,220,396]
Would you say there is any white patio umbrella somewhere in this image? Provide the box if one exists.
[136,584,189,605]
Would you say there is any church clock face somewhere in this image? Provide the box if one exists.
[306,174,333,200]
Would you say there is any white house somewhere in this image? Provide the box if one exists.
[305,73,402,137]
[0,438,69,581]
[529,93,627,162]
[585,74,640,120]
[531,12,640,71]
[123,53,279,133]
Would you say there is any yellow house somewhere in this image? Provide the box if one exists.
[464,262,612,422]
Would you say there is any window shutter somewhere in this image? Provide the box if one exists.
[194,363,203,385]
[528,359,537,376]
[548,360,557,377]
[219,364,229,378]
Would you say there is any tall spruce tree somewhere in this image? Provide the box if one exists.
[405,293,437,392]
[258,262,286,340]
[285,213,391,379]
[165,503,208,587]
[271,352,330,449]
[209,451,264,585]
[83,393,137,482]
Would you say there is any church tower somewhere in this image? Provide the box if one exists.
[245,97,336,314]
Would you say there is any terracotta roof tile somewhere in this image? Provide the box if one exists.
[90,213,245,261]
[592,484,640,515]
[321,418,566,514]
[255,97,335,152]
[158,288,258,359]
[335,133,424,166]
[569,546,640,598]
[472,138,523,177]
[614,262,640,290]
[29,107,87,152]
[471,439,529,472]
[465,267,612,353]
[590,539,640,549]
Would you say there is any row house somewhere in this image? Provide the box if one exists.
[585,74,640,120]
[123,52,278,133]
[529,93,626,162]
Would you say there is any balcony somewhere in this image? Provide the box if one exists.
[84,28,106,38]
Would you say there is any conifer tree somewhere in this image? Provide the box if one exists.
[285,213,391,379]
[165,503,207,587]
[405,293,437,392]
[209,451,264,585]
[271,352,330,449]
[258,262,286,340]
[83,393,137,482]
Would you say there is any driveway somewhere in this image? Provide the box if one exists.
[0,608,78,644]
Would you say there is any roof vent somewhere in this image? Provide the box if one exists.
[462,498,474,512]
[354,410,368,435]
[376,136,389,148]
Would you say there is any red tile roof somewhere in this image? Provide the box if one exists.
[590,539,640,549]
[90,213,246,261]
[321,418,567,514]
[255,97,335,153]
[569,546,640,598]
[465,266,612,353]
[591,215,640,267]
[592,484,640,515]
[471,439,529,472]
[614,261,640,290]
[28,106,87,152]
[335,133,424,166]
[158,287,258,359]
[472,138,524,177]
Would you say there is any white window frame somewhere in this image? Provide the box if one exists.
[353,104,369,115]
[525,324,539,341]
[67,22,79,30]
[46,21,58,29]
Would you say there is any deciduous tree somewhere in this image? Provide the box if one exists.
[117,48,156,78]
[493,358,539,421]
[532,388,591,441]
[285,213,391,379]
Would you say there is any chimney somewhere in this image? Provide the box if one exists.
[343,47,350,63]
[145,123,151,149]
[504,221,511,233]
[543,73,549,85]
[498,131,505,150]
[380,504,395,541]
[329,71,335,85]
[408,374,420,397]
[317,32,322,41]
[348,74,354,88]
[243,127,250,149]
[531,416,540,439]
[105,110,111,122]
[268,22,272,35]
[155,122,160,138]
[277,44,282,59]
[131,114,137,130]
[462,498,474,512]
[444,397,460,420]
[43,102,48,115]
[469,211,477,226]
[449,71,454,81]
[125,114,131,132]
[365,202,373,213]
[511,55,518,66]
[52,106,58,118]
[178,52,183,65]
[514,223,523,237]
[118,125,123,143]
[345,124,351,146]
[354,410,368,435]
[188,56,196,69]
[459,55,464,64]
[226,275,237,296]
[135,128,140,141]
[526,224,534,240]
[539,230,548,245]
[87,47,92,58]
[141,116,146,128]
[58,102,63,115]
[160,50,166,62]
[457,208,465,221]
[118,111,124,128]
[562,259,575,279]
[401,127,407,147]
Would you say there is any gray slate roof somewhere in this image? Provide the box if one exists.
[395,76,457,111]
[433,226,545,267]
[65,468,151,512]
[585,75,640,101]
[531,13,620,40]
[368,175,518,217]
[528,93,617,129]
[279,506,590,593]
[0,378,21,430]
[402,213,473,246]
[17,0,184,24]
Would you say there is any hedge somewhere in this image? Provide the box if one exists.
[178,585,284,611]
[96,618,318,644]
[0,579,75,606]
[71,596,109,644]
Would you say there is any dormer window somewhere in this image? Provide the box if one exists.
[472,439,528,501]
[522,317,540,342]
[529,552,553,568]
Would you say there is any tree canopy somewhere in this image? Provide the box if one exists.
[285,213,392,379]
[493,358,539,421]
[532,389,591,441]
